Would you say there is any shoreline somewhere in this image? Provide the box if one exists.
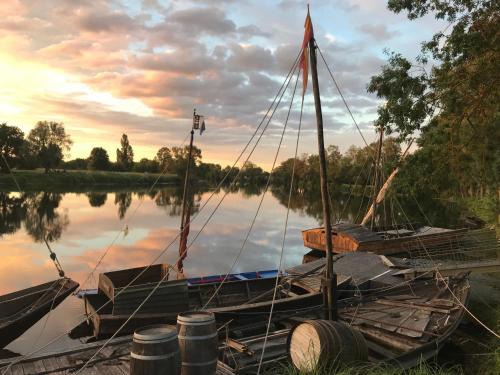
[0,169,180,191]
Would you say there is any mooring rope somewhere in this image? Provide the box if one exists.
[257,65,303,375]
[79,45,298,290]
[201,68,303,311]
[0,48,303,374]
[391,194,500,339]
[74,56,304,375]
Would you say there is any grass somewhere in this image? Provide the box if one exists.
[0,169,179,191]
[268,361,463,375]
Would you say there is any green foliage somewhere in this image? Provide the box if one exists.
[0,123,25,173]
[369,0,499,201]
[27,121,72,173]
[198,162,223,184]
[155,146,173,173]
[116,133,134,171]
[171,145,202,179]
[133,158,160,173]
[367,52,430,138]
[88,147,111,171]
[64,158,88,170]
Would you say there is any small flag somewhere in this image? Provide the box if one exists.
[200,117,206,135]
[300,8,314,95]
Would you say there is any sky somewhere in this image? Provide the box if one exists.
[0,0,446,169]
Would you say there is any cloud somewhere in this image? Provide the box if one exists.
[357,24,399,40]
[0,0,447,164]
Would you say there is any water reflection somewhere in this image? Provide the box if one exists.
[86,192,107,207]
[0,186,467,245]
[24,192,69,243]
[114,192,132,219]
[0,193,24,235]
[0,184,490,356]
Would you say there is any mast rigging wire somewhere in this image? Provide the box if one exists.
[79,46,299,290]
[316,45,375,160]
[201,68,303,310]
[1,49,303,374]
[257,66,304,375]
[74,54,304,375]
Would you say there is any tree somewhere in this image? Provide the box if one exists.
[64,158,88,170]
[368,0,499,198]
[27,121,72,173]
[0,123,25,173]
[133,158,159,173]
[88,147,111,170]
[155,147,173,173]
[116,134,134,171]
[171,145,202,178]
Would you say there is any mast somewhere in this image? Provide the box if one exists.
[177,110,196,273]
[309,35,337,320]
[370,126,384,229]
[361,139,414,226]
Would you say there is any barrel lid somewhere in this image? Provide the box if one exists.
[134,324,177,341]
[177,311,214,323]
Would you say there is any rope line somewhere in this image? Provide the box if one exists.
[79,132,191,290]
[391,195,500,339]
[317,45,375,158]
[256,69,303,375]
[0,49,303,374]
[76,69,303,375]
[202,68,302,310]
[0,153,22,191]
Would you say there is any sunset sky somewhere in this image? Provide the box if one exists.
[0,0,446,169]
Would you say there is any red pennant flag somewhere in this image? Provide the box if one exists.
[300,9,314,95]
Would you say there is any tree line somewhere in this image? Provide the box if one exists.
[0,121,270,187]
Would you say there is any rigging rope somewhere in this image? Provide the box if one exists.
[257,68,303,375]
[391,194,500,339]
[74,57,304,375]
[0,49,303,374]
[316,45,375,159]
[79,132,190,290]
[201,69,302,310]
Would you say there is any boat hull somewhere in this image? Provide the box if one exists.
[0,278,79,348]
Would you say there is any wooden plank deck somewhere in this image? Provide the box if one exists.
[0,336,234,375]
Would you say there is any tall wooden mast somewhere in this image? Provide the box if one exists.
[177,110,196,273]
[309,33,337,320]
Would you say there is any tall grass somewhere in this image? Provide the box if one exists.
[268,361,463,375]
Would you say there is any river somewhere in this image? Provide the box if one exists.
[0,186,497,373]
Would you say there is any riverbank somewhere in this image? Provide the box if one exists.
[0,169,179,191]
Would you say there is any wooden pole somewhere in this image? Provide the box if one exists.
[309,37,337,321]
[370,126,384,229]
[178,112,196,270]
[361,138,414,226]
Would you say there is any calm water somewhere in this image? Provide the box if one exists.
[1,186,322,355]
[0,186,497,373]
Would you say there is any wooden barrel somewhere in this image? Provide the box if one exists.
[287,320,367,372]
[130,324,180,375]
[177,311,218,375]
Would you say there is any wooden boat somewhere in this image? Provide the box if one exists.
[302,222,485,256]
[83,264,324,338]
[0,278,79,348]
[218,252,471,372]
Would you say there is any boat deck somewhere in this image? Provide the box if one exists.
[0,336,234,375]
